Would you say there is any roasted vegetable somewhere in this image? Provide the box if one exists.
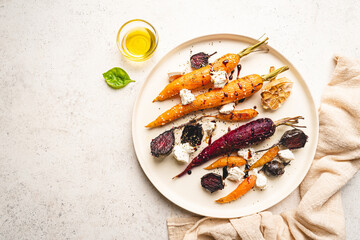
[168,72,184,82]
[153,38,268,102]
[190,51,217,69]
[174,116,304,178]
[146,66,289,128]
[261,77,293,110]
[222,166,228,179]
[215,175,256,203]
[261,66,293,110]
[204,156,246,170]
[201,173,224,193]
[249,145,279,170]
[263,160,285,176]
[150,129,175,157]
[214,109,258,122]
[181,124,203,147]
[279,128,308,149]
[256,128,308,154]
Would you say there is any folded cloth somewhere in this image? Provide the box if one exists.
[167,56,360,240]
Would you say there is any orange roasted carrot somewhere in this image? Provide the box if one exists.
[204,156,246,170]
[147,75,262,128]
[146,66,289,128]
[214,109,258,122]
[216,175,257,204]
[153,38,268,102]
[248,145,279,170]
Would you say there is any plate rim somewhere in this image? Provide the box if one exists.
[132,33,319,218]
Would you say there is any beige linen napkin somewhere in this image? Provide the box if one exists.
[167,56,360,240]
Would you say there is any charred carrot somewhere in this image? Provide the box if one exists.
[153,37,269,102]
[204,156,246,170]
[214,109,258,122]
[146,66,288,128]
[248,145,279,171]
[216,175,257,203]
[174,116,303,178]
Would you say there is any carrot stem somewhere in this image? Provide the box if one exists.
[274,116,304,127]
[237,37,269,58]
[209,51,217,57]
[261,66,289,81]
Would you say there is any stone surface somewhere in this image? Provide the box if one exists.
[0,0,359,239]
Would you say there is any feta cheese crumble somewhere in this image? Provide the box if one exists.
[255,172,268,189]
[210,70,228,88]
[277,149,295,163]
[172,143,195,163]
[202,121,216,135]
[227,167,245,182]
[219,103,235,114]
[238,148,256,161]
[179,89,195,105]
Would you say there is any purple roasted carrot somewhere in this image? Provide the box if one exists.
[174,116,304,178]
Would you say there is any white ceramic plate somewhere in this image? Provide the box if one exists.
[132,34,318,218]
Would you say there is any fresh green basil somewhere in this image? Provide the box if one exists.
[103,67,135,89]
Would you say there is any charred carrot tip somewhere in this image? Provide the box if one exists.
[215,175,257,203]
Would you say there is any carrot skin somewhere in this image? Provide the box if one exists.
[215,109,258,122]
[146,74,263,128]
[204,156,247,170]
[216,175,257,203]
[174,118,276,178]
[249,145,279,170]
[153,54,240,102]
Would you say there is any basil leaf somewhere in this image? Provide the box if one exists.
[103,67,135,89]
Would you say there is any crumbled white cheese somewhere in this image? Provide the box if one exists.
[219,103,235,114]
[277,149,295,163]
[179,89,195,105]
[172,143,195,163]
[202,121,216,135]
[255,172,268,189]
[237,148,256,161]
[227,167,245,182]
[210,70,228,88]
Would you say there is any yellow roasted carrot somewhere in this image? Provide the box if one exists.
[215,109,258,122]
[146,66,289,128]
[216,175,257,204]
[204,156,246,170]
[248,145,279,170]
[153,38,269,102]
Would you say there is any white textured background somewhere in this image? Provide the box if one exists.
[1,0,359,239]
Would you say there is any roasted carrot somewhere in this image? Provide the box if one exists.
[204,156,246,170]
[146,66,289,128]
[214,109,258,122]
[153,38,269,102]
[248,145,279,170]
[147,75,262,128]
[216,175,257,203]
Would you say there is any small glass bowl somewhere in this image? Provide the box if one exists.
[116,19,159,62]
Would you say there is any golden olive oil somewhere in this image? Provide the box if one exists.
[122,27,156,61]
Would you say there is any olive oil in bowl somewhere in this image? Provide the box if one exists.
[117,20,158,61]
[122,27,156,59]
